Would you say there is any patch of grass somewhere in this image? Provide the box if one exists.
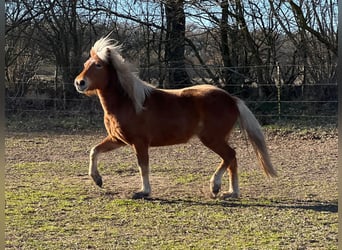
[175,173,201,184]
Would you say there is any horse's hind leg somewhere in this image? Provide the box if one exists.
[200,137,239,198]
[209,159,228,198]
[222,157,239,199]
[89,136,124,187]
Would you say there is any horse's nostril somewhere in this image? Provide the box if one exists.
[79,80,85,87]
[75,79,87,93]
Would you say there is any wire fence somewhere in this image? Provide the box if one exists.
[5,82,338,124]
[5,63,338,129]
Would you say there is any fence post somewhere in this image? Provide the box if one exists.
[276,62,281,120]
[54,67,58,115]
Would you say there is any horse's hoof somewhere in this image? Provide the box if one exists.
[132,191,150,199]
[219,192,240,199]
[210,183,221,197]
[209,192,218,199]
[95,178,103,188]
[91,175,103,188]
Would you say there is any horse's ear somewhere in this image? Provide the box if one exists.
[90,48,96,58]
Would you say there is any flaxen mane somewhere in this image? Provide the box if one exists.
[91,36,154,113]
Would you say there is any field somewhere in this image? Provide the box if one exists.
[5,122,338,249]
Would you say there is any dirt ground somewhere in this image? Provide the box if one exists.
[5,126,338,249]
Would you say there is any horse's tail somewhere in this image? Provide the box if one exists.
[236,98,277,177]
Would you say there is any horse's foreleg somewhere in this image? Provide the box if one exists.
[132,144,151,199]
[89,137,124,187]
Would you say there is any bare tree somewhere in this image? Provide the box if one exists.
[287,0,337,55]
[5,0,45,96]
[6,0,337,98]
[162,0,191,88]
[19,0,90,99]
[269,0,337,83]
[188,1,275,88]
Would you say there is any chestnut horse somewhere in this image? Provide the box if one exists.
[74,36,277,199]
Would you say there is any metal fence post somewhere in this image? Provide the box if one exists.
[276,62,281,120]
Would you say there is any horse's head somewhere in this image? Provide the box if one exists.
[74,48,110,95]
[75,36,154,112]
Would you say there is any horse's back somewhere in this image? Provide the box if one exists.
[152,84,236,115]
[145,85,239,145]
[179,85,238,118]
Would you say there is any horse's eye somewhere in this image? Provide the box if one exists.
[95,63,102,68]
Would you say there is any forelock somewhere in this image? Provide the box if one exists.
[91,36,121,62]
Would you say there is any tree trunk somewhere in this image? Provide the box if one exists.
[220,0,232,85]
[164,0,191,88]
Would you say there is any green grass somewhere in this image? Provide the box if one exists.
[175,173,201,184]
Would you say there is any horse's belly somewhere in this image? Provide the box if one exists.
[148,119,198,147]
[149,134,193,147]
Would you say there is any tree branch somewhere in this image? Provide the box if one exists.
[288,0,337,55]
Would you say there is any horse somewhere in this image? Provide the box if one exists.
[74,36,277,199]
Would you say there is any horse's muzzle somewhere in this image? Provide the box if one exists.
[74,79,88,93]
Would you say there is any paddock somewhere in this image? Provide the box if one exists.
[5,125,337,249]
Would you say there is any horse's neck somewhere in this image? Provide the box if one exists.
[97,86,134,116]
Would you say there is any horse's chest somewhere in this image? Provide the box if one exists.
[104,115,130,144]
